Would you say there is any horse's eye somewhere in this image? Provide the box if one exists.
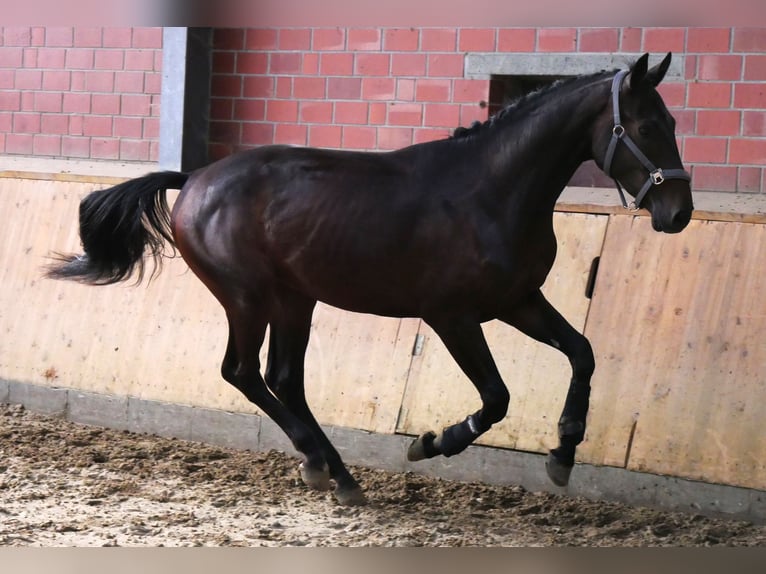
[638,124,652,136]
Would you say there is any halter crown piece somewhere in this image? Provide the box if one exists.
[602,70,691,211]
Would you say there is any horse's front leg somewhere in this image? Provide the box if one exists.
[407,316,510,461]
[499,289,595,487]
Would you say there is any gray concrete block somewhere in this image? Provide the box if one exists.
[8,381,68,415]
[188,406,260,451]
[0,378,10,403]
[258,416,300,458]
[67,390,130,431]
[126,397,192,440]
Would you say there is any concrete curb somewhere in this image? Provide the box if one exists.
[2,379,764,524]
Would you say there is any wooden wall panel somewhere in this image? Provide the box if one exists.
[581,216,766,491]
[396,213,609,454]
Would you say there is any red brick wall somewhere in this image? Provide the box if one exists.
[0,26,161,162]
[209,27,766,194]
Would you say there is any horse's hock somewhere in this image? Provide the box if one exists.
[1,173,765,521]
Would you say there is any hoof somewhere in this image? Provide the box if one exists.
[335,485,367,506]
[407,431,438,461]
[546,452,574,487]
[299,462,331,491]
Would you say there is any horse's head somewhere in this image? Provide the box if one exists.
[593,52,693,234]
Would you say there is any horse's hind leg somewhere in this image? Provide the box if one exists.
[265,294,366,506]
[221,302,329,484]
[499,289,595,487]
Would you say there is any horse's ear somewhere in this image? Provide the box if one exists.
[646,52,672,87]
[629,53,650,90]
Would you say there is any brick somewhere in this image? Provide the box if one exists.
[113,117,143,138]
[237,52,268,75]
[91,94,120,114]
[342,125,376,149]
[421,29,456,52]
[241,122,274,145]
[74,27,102,47]
[384,28,419,51]
[672,109,696,135]
[145,72,161,94]
[31,27,45,46]
[427,53,464,78]
[578,28,619,52]
[33,134,61,156]
[309,125,342,148]
[687,83,731,108]
[13,112,40,133]
[0,47,23,68]
[142,117,159,139]
[65,48,94,69]
[210,97,233,120]
[388,102,422,126]
[213,28,245,50]
[300,101,333,123]
[5,133,33,153]
[347,29,381,51]
[355,53,390,76]
[20,91,33,111]
[212,74,242,98]
[102,28,132,48]
[369,102,386,124]
[68,115,83,135]
[70,70,85,90]
[34,92,62,112]
[149,141,159,161]
[233,98,266,121]
[424,103,461,128]
[270,52,302,74]
[327,77,361,99]
[125,49,155,71]
[453,79,488,103]
[121,94,151,116]
[691,165,737,191]
[279,29,311,50]
[266,100,298,122]
[119,139,151,161]
[132,28,162,49]
[687,28,731,52]
[335,101,368,124]
[683,137,727,163]
[458,28,496,52]
[729,138,766,164]
[302,53,319,74]
[397,78,415,101]
[210,120,241,142]
[738,166,762,192]
[115,71,144,93]
[82,115,113,136]
[61,136,90,157]
[15,69,42,90]
[696,110,741,136]
[497,28,536,52]
[643,28,685,52]
[41,114,69,134]
[414,128,450,144]
[84,71,114,92]
[23,48,37,67]
[698,55,743,81]
[377,126,413,150]
[45,27,73,47]
[415,78,451,102]
[0,111,12,131]
[42,70,70,90]
[320,53,353,75]
[743,111,766,136]
[313,28,345,51]
[91,138,120,159]
[620,27,642,51]
[212,51,235,74]
[733,28,766,52]
[275,123,307,145]
[293,77,325,99]
[276,77,292,98]
[744,55,766,80]
[3,27,32,46]
[243,76,274,98]
[361,77,395,101]
[656,82,686,108]
[209,142,233,161]
[62,93,90,113]
[734,83,766,109]
[684,55,697,80]
[246,29,278,50]
[94,50,124,70]
[391,53,426,76]
[538,28,576,52]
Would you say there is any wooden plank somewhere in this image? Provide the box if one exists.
[581,216,766,491]
[396,213,609,454]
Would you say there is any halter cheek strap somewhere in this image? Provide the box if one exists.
[603,70,691,211]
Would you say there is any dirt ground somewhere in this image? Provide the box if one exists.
[0,403,764,547]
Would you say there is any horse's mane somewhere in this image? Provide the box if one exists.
[451,69,619,140]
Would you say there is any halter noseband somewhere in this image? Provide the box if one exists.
[603,70,691,211]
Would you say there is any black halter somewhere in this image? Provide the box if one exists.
[603,70,691,211]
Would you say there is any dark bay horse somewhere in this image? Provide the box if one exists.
[47,53,693,505]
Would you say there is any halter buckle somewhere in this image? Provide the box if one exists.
[650,168,665,185]
[612,124,625,138]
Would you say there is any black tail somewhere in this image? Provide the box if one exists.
[46,171,190,285]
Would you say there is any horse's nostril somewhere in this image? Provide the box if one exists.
[672,209,692,229]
